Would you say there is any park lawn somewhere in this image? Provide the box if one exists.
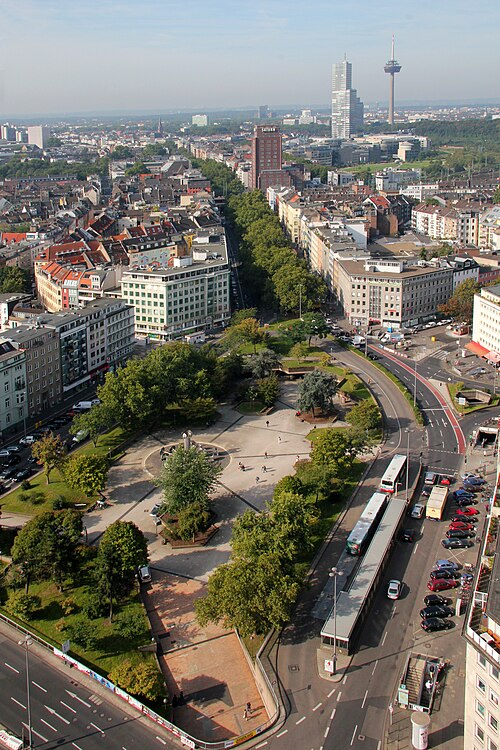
[348,156,442,174]
[237,400,266,415]
[0,426,130,515]
[0,550,154,677]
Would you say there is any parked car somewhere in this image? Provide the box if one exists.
[453,490,476,500]
[138,565,151,583]
[446,529,475,539]
[462,473,483,481]
[442,538,474,549]
[410,503,425,519]
[420,605,454,619]
[461,483,483,493]
[429,569,459,581]
[149,504,162,517]
[463,477,486,486]
[387,580,402,600]
[14,468,34,482]
[424,594,448,607]
[4,445,22,454]
[367,352,380,361]
[455,507,480,517]
[454,498,478,507]
[435,559,461,571]
[421,617,453,632]
[449,521,475,532]
[451,514,478,523]
[0,466,18,480]
[1,454,21,466]
[438,475,452,486]
[19,435,38,446]
[427,578,460,592]
[424,472,437,486]
[400,528,416,542]
[0,450,11,460]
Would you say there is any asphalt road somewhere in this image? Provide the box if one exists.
[263,343,478,750]
[0,627,177,749]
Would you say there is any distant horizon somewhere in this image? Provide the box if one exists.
[2,99,500,125]
[2,0,499,117]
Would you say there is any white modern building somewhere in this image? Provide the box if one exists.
[120,232,231,340]
[27,125,49,149]
[331,59,364,139]
[472,285,500,359]
[191,114,209,127]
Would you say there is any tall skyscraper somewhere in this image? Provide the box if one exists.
[27,125,49,149]
[331,58,364,139]
[384,36,402,125]
[250,125,290,191]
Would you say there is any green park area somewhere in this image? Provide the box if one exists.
[447,382,500,415]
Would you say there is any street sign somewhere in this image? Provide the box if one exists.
[324,659,334,674]
[62,640,70,654]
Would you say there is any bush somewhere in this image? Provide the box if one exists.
[17,491,30,503]
[61,597,78,615]
[64,617,98,650]
[7,592,41,621]
[290,342,310,359]
[52,495,68,510]
[81,591,107,619]
[176,501,211,542]
[109,659,165,701]
[20,480,31,491]
[114,611,149,640]
[29,490,46,505]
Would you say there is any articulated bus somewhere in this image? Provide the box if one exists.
[346,492,389,555]
[380,454,407,494]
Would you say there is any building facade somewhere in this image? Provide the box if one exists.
[0,343,28,437]
[250,126,291,191]
[472,286,500,359]
[331,59,364,139]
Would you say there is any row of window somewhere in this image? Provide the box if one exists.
[475,722,498,748]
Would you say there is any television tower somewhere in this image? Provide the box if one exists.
[384,35,402,125]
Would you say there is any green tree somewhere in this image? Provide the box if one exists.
[0,266,30,293]
[231,308,258,325]
[256,375,280,407]
[494,186,500,204]
[310,428,367,479]
[109,659,165,701]
[298,370,337,416]
[70,403,115,446]
[31,433,66,483]
[64,454,109,497]
[251,348,281,379]
[95,521,148,620]
[300,313,330,347]
[6,592,41,621]
[273,475,304,500]
[110,145,134,160]
[64,617,99,650]
[125,162,150,176]
[229,317,267,353]
[230,511,274,561]
[176,500,211,542]
[270,490,317,561]
[438,278,480,323]
[346,401,382,433]
[154,445,222,515]
[11,510,83,591]
[273,265,326,313]
[195,553,300,637]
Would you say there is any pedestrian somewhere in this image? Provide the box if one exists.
[266,420,270,428]
[264,451,268,458]
[261,465,266,473]
[297,455,300,463]
[256,476,260,483]
[172,694,178,707]
[179,690,184,704]
[246,702,252,715]
[277,435,281,443]
[243,708,248,721]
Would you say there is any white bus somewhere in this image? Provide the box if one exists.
[346,492,389,555]
[380,454,407,494]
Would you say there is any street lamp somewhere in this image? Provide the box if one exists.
[19,635,33,749]
[405,428,411,504]
[298,284,303,321]
[329,568,343,675]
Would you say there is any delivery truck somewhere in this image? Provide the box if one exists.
[426,485,449,520]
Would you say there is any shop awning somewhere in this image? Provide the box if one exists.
[466,341,489,357]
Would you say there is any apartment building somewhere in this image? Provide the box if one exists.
[472,286,500,359]
[0,342,28,437]
[120,233,230,340]
[3,327,62,416]
[336,258,454,328]
[479,207,500,250]
[463,509,500,750]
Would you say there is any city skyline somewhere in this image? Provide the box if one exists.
[1,0,499,116]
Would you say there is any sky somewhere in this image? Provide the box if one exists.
[1,0,499,117]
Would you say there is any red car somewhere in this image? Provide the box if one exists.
[449,521,475,532]
[455,507,480,517]
[427,578,460,592]
[439,476,452,485]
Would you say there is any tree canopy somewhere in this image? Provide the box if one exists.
[31,433,66,483]
[438,278,480,323]
[0,267,30,293]
[154,445,222,515]
[298,370,337,416]
[310,428,367,479]
[346,400,382,434]
[64,454,109,497]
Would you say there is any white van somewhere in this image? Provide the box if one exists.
[138,565,151,583]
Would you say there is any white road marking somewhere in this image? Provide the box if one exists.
[11,696,26,709]
[256,743,268,748]
[296,716,306,725]
[312,702,322,712]
[324,726,330,738]
[351,725,358,745]
[336,691,342,702]
[342,674,348,684]
[23,724,48,743]
[45,705,70,725]
[60,700,76,713]
[155,738,167,746]
[377,742,382,750]
[72,744,84,750]
[330,708,336,720]
[40,718,57,732]
[277,729,288,738]
[372,660,378,675]
[413,542,419,555]
[381,631,388,646]
[32,681,47,692]
[361,690,368,709]
[91,721,104,734]
[66,689,91,707]
[5,662,19,673]
[327,687,336,698]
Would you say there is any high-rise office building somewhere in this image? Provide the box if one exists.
[250,125,290,191]
[331,59,364,139]
[27,125,49,149]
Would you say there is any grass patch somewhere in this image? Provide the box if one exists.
[241,633,265,660]
[236,400,266,414]
[0,426,130,515]
[0,547,155,677]
[447,382,500,415]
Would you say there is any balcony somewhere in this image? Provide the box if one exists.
[14,380,26,391]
